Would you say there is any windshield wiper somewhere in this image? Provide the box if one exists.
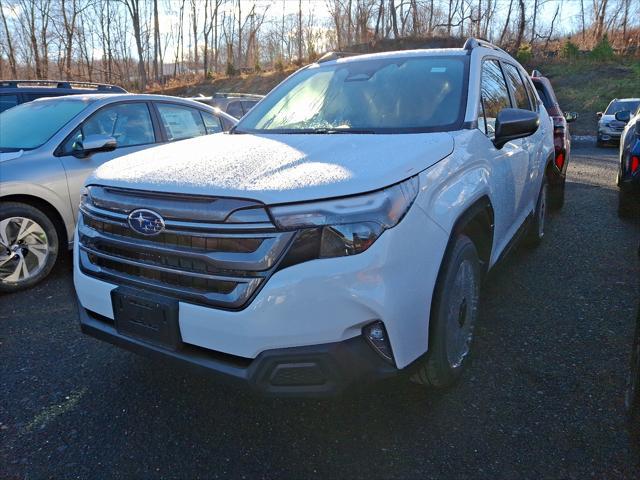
[306,128,376,134]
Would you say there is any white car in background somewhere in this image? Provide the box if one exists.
[597,98,640,146]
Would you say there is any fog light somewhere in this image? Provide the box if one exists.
[364,321,394,364]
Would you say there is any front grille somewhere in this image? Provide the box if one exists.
[78,186,294,309]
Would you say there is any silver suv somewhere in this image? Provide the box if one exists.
[0,94,237,292]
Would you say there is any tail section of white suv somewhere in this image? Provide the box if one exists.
[74,38,554,395]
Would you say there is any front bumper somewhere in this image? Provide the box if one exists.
[74,200,450,389]
[598,127,623,141]
[79,304,398,396]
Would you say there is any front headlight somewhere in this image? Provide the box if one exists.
[272,176,419,264]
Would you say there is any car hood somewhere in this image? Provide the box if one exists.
[89,132,454,204]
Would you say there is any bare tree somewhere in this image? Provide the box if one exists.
[0,0,17,77]
[122,0,147,88]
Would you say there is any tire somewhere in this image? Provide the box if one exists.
[524,176,548,247]
[626,318,640,436]
[0,202,59,293]
[618,188,636,218]
[412,235,481,389]
[548,178,566,211]
[596,136,605,148]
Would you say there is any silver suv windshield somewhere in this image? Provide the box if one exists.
[605,100,640,115]
[0,98,93,151]
[236,55,468,134]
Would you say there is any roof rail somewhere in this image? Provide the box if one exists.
[0,79,127,92]
[211,92,263,99]
[317,51,360,63]
[463,38,507,55]
[531,69,543,77]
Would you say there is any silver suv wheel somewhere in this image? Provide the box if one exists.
[0,217,50,283]
[0,203,60,293]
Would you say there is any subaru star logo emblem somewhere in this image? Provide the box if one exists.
[127,209,165,236]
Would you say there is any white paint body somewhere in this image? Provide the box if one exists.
[74,46,554,369]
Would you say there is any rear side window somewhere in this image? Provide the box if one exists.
[0,94,18,113]
[479,59,511,138]
[63,102,155,153]
[201,111,223,134]
[226,101,244,119]
[503,63,532,110]
[241,100,257,114]
[157,103,206,141]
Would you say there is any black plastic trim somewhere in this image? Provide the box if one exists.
[79,304,399,396]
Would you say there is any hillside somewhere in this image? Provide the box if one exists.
[155,56,640,136]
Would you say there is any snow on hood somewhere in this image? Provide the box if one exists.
[89,132,454,204]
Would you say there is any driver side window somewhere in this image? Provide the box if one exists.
[64,103,155,153]
[478,60,511,139]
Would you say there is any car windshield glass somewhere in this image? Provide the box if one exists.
[0,98,92,151]
[605,100,640,115]
[237,56,467,134]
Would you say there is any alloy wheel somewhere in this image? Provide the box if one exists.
[0,217,50,285]
[444,259,479,369]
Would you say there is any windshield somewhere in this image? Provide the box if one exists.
[237,55,467,134]
[605,100,640,115]
[0,98,92,151]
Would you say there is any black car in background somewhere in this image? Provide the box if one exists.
[0,80,126,113]
[617,105,640,217]
[191,92,263,129]
[530,70,578,210]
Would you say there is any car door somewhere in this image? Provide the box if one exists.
[477,59,530,248]
[58,101,158,220]
[502,62,538,219]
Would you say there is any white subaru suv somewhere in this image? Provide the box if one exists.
[74,39,553,395]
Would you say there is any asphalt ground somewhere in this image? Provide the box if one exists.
[1,143,639,479]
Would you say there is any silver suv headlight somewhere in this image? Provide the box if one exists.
[272,176,419,261]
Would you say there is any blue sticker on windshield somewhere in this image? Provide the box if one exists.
[431,67,447,73]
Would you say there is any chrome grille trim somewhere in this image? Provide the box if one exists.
[78,187,294,309]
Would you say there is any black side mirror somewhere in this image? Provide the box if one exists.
[73,134,117,158]
[564,111,578,123]
[615,110,631,123]
[493,108,540,149]
[596,112,603,119]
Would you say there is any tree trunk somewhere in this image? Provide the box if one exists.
[0,0,17,77]
[499,0,514,46]
[594,0,609,42]
[297,0,303,63]
[191,0,198,64]
[513,0,526,53]
[390,0,399,38]
[153,0,160,82]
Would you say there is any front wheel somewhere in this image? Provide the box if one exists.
[411,235,481,389]
[548,178,566,211]
[0,202,59,293]
[524,176,548,248]
[618,188,636,218]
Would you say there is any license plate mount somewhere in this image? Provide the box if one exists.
[111,287,181,351]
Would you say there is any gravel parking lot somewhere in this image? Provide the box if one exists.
[1,143,639,479]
